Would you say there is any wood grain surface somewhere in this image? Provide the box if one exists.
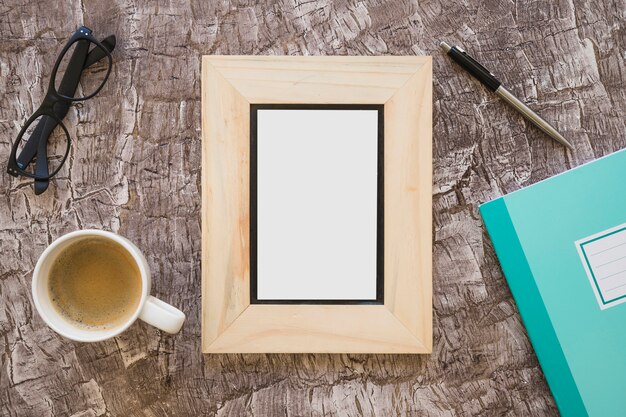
[0,0,624,415]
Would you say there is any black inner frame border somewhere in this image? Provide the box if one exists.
[250,104,384,305]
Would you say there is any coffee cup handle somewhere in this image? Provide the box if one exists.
[138,296,186,334]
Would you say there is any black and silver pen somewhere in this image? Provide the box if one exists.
[439,41,573,150]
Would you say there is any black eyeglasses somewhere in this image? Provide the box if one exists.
[6,26,115,194]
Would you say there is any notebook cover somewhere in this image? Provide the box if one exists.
[480,149,626,417]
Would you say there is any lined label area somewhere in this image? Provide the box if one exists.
[576,223,626,309]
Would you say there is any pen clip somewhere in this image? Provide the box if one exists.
[447,45,502,92]
[456,48,495,78]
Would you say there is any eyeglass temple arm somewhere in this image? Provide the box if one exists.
[83,35,115,67]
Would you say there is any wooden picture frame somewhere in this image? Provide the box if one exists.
[201,56,432,353]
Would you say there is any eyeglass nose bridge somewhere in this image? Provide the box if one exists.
[41,94,60,111]
[40,93,70,115]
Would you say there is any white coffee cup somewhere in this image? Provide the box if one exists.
[32,229,186,342]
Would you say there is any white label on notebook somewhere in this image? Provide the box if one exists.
[576,222,626,309]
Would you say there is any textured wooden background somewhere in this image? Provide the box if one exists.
[0,0,624,415]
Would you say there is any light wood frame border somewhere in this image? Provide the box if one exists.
[201,56,432,353]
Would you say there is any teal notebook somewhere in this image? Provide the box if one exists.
[480,149,626,417]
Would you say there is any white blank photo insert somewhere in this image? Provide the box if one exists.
[256,109,379,300]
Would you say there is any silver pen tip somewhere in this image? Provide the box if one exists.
[561,137,575,151]
[550,130,575,150]
[439,41,451,53]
